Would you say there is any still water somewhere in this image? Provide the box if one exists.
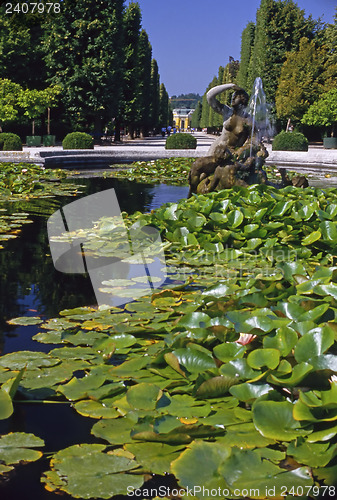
[0,176,188,500]
[1,177,188,355]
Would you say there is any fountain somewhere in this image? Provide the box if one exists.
[188,78,308,197]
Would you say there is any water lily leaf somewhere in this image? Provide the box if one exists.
[163,352,187,377]
[195,376,238,399]
[109,357,149,378]
[94,333,137,352]
[151,289,182,308]
[229,382,273,402]
[219,448,313,493]
[0,351,59,370]
[253,400,311,441]
[294,326,334,363]
[271,200,293,216]
[177,312,211,329]
[74,399,120,419]
[220,359,259,382]
[247,348,280,370]
[315,283,337,300]
[277,261,306,281]
[0,388,13,420]
[268,362,313,386]
[227,209,244,228]
[202,282,239,299]
[58,373,107,401]
[287,439,336,467]
[201,407,249,427]
[125,442,183,475]
[186,212,206,231]
[20,361,79,390]
[0,432,44,465]
[126,383,162,411]
[165,394,211,418]
[308,354,337,371]
[171,347,216,374]
[48,347,102,362]
[320,220,337,242]
[7,316,43,326]
[307,423,337,443]
[43,443,142,499]
[91,417,136,444]
[213,342,246,363]
[171,440,230,498]
[302,230,322,245]
[217,422,275,448]
[1,367,25,400]
[263,327,298,356]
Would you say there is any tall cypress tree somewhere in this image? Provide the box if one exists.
[158,83,169,127]
[190,101,202,129]
[123,2,142,139]
[149,59,160,132]
[137,30,152,137]
[237,22,255,90]
[44,0,124,131]
[247,0,318,102]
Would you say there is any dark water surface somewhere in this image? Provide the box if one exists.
[0,176,188,500]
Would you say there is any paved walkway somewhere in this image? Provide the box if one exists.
[1,132,337,170]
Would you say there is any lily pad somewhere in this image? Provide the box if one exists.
[253,400,311,441]
[42,443,143,499]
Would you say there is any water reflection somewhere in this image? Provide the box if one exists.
[0,178,188,354]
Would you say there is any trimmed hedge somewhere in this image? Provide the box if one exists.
[0,133,23,151]
[272,131,308,151]
[62,132,94,150]
[165,133,197,149]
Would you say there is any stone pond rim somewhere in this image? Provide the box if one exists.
[0,132,336,170]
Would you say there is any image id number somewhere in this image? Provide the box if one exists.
[5,3,61,14]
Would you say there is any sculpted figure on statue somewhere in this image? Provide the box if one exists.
[188,83,270,197]
[187,83,308,197]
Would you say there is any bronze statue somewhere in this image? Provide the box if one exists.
[188,83,308,197]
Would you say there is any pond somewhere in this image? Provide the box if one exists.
[0,175,188,500]
[2,162,337,500]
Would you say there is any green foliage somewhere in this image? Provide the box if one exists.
[109,158,194,184]
[165,133,197,149]
[0,3,49,89]
[170,93,202,109]
[276,38,332,123]
[190,101,202,129]
[3,184,337,494]
[237,22,255,90]
[62,132,94,150]
[247,0,320,102]
[0,162,77,208]
[150,59,160,132]
[0,79,23,131]
[302,88,337,136]
[158,83,170,128]
[137,30,153,136]
[0,133,22,151]
[44,0,125,127]
[272,131,308,151]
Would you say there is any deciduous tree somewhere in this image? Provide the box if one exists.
[276,38,333,124]
[44,0,125,130]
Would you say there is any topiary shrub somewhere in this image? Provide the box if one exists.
[165,133,197,149]
[272,131,308,151]
[62,132,94,150]
[0,132,23,151]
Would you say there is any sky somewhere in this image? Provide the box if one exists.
[132,0,336,97]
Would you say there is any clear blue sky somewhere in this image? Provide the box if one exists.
[132,0,336,97]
